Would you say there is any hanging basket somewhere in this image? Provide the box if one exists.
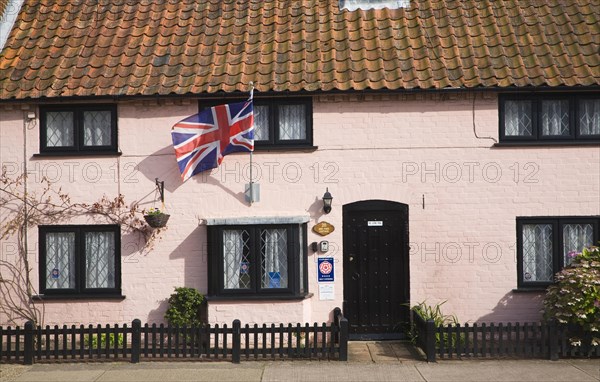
[144,213,170,228]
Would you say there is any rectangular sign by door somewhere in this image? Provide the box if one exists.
[317,257,334,282]
[368,220,383,226]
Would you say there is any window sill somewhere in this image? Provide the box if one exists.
[254,145,318,152]
[33,294,126,301]
[512,288,547,293]
[33,151,123,158]
[494,141,600,148]
[206,293,313,302]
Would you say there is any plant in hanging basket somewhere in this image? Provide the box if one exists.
[143,208,170,228]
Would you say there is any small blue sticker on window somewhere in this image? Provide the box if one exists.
[268,272,281,288]
[240,262,250,275]
[51,268,59,279]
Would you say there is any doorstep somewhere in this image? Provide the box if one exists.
[347,341,425,363]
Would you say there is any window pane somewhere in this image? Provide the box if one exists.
[261,228,288,289]
[279,104,306,140]
[253,105,269,141]
[84,110,112,146]
[579,99,600,135]
[46,111,74,147]
[541,100,570,136]
[563,224,593,266]
[504,100,532,136]
[223,230,251,289]
[45,232,76,289]
[522,224,553,282]
[85,231,116,288]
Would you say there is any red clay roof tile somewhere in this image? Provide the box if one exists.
[0,0,599,100]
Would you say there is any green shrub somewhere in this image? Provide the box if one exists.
[543,246,600,346]
[164,287,205,327]
[84,333,123,348]
[409,300,463,347]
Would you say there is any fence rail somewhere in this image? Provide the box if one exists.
[0,308,349,365]
[411,310,600,362]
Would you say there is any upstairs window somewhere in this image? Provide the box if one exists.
[516,217,599,288]
[200,98,313,149]
[40,105,118,154]
[500,95,600,143]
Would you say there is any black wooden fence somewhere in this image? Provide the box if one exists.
[0,308,348,364]
[411,310,600,362]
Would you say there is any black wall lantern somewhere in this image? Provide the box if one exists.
[322,188,333,214]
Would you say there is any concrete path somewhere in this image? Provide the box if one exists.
[1,342,598,382]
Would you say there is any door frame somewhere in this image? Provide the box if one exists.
[342,200,410,339]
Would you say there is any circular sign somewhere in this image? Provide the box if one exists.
[319,260,333,275]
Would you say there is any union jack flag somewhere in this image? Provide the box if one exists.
[171,100,254,181]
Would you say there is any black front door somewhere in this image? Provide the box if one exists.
[342,200,409,339]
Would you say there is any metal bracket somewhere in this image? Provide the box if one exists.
[155,178,165,204]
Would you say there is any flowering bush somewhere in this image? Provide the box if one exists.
[543,246,600,346]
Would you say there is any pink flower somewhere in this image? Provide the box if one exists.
[568,251,579,258]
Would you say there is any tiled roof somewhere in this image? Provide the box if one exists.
[0,0,599,100]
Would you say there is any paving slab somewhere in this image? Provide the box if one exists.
[367,342,401,363]
[416,359,599,382]
[347,342,373,363]
[567,359,600,380]
[261,362,425,382]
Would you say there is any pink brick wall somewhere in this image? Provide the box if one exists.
[1,94,598,326]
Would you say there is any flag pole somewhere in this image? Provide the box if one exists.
[249,81,255,205]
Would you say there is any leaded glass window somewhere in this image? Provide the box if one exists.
[563,223,593,266]
[501,95,600,143]
[522,224,553,282]
[45,232,76,289]
[46,111,74,147]
[504,100,532,136]
[40,225,120,295]
[223,229,251,290]
[541,100,569,136]
[209,224,307,297]
[260,228,288,289]
[40,105,117,153]
[579,99,600,136]
[83,110,112,146]
[518,218,599,288]
[278,104,307,140]
[253,105,270,141]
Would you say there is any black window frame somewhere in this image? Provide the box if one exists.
[516,216,600,289]
[39,225,122,296]
[499,94,600,143]
[207,223,308,298]
[199,97,313,149]
[39,104,118,154]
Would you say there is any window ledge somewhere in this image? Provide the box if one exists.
[33,152,123,158]
[494,141,600,148]
[512,288,547,293]
[33,294,126,301]
[254,145,318,152]
[206,293,313,302]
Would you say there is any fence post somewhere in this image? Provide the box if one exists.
[24,321,34,365]
[232,319,241,364]
[338,316,348,361]
[425,319,436,362]
[131,319,141,364]
[548,319,558,361]
[333,307,341,344]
